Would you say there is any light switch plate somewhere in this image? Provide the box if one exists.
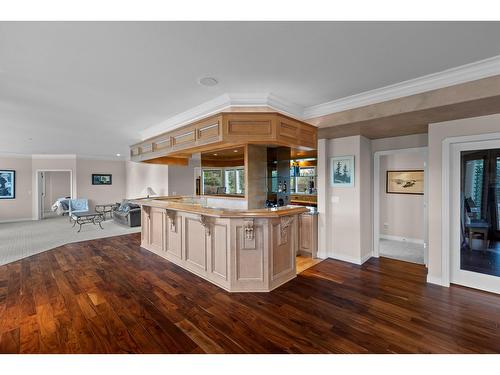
[331,196,340,203]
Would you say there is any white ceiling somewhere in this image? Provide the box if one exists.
[1,21,500,158]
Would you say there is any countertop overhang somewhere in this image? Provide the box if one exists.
[132,196,309,218]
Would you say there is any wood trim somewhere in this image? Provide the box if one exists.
[130,112,317,162]
[143,156,189,166]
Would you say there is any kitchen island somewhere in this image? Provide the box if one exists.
[133,196,308,292]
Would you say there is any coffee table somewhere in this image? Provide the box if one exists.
[70,212,105,232]
[95,203,120,220]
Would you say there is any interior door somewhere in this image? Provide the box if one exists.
[451,141,500,294]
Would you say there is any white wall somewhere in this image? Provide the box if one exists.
[77,158,127,211]
[428,113,500,285]
[169,161,197,196]
[0,155,33,222]
[318,133,429,264]
[1,154,133,222]
[372,133,428,152]
[126,161,169,199]
[318,135,372,264]
[379,152,425,241]
[125,159,197,199]
[1,154,196,222]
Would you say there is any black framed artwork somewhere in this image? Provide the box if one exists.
[0,170,16,199]
[386,170,424,195]
[92,174,112,185]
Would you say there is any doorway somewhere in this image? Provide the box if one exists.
[374,147,428,265]
[36,170,72,219]
[449,139,500,294]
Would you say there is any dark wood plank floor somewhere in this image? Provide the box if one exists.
[0,233,499,353]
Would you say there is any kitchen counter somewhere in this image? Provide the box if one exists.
[133,196,307,292]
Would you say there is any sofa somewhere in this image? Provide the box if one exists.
[113,200,141,227]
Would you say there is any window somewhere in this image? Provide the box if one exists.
[296,167,315,193]
[464,159,484,220]
[290,166,316,193]
[460,149,500,278]
[202,168,245,195]
[271,170,278,192]
[224,168,245,194]
[202,169,222,195]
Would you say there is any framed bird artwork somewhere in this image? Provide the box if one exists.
[386,170,424,195]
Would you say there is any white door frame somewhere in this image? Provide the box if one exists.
[373,147,428,261]
[443,132,500,293]
[34,169,74,220]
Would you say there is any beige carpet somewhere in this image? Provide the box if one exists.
[379,238,424,264]
[0,215,140,266]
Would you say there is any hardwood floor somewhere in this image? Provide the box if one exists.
[296,255,323,274]
[1,233,500,353]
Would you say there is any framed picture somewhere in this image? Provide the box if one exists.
[386,170,424,195]
[92,174,112,185]
[331,156,355,187]
[0,170,15,199]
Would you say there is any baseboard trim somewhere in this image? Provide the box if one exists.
[380,234,424,245]
[0,218,34,224]
[330,252,372,266]
[360,252,372,265]
[316,251,328,260]
[427,275,449,287]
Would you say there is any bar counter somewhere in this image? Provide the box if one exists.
[132,196,308,292]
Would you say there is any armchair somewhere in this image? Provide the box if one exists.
[68,198,89,222]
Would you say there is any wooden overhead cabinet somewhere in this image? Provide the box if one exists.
[130,112,317,163]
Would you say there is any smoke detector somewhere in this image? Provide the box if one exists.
[199,77,218,87]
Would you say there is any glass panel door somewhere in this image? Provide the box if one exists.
[460,149,500,279]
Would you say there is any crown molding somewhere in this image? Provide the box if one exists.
[303,54,500,119]
[32,154,77,160]
[138,55,500,140]
[0,152,33,159]
[139,93,304,140]
[76,154,127,161]
[2,152,127,161]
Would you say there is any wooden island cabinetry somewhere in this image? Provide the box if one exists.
[137,197,308,292]
[298,212,318,257]
[130,111,318,292]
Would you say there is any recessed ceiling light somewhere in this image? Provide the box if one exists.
[233,150,239,153]
[199,77,218,87]
[213,153,218,156]
[116,153,121,157]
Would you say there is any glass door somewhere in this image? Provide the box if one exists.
[451,142,500,293]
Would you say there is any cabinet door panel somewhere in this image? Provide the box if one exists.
[184,217,207,271]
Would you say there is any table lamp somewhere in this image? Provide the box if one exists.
[146,187,156,198]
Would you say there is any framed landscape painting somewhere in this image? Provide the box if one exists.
[331,156,355,187]
[386,170,424,195]
[0,170,15,199]
[92,174,112,185]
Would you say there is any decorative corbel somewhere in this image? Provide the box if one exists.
[200,215,211,236]
[166,210,177,232]
[280,216,294,244]
[244,219,254,240]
